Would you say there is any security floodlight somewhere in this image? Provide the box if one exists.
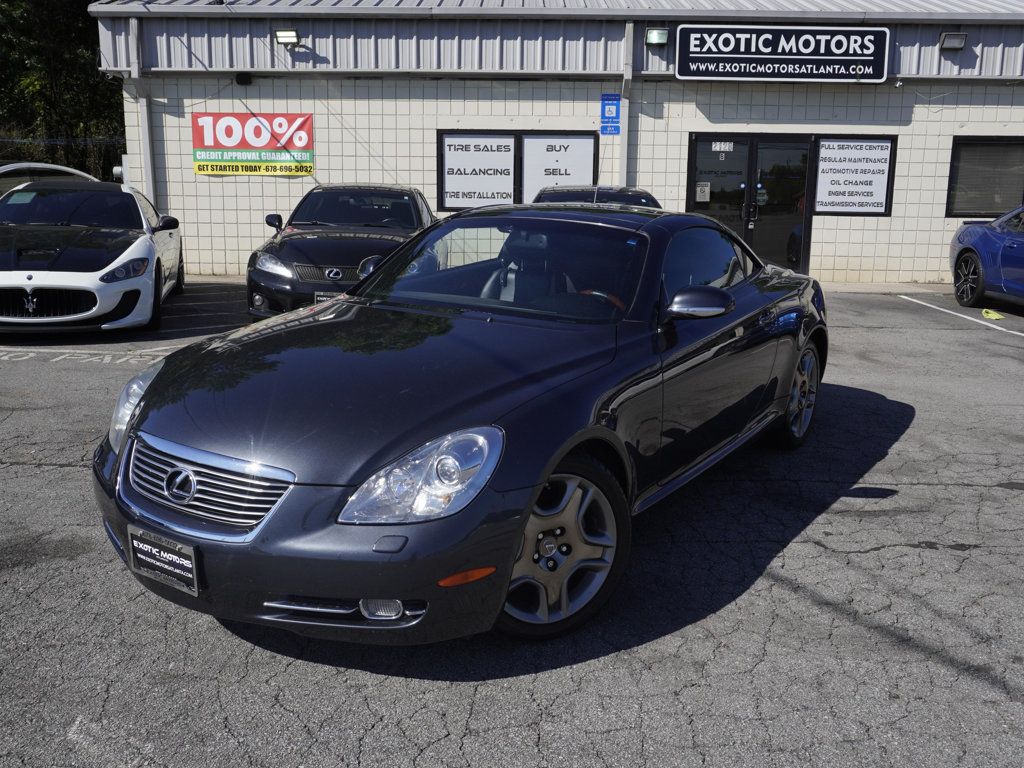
[645,28,670,46]
[939,32,967,51]
[274,29,300,48]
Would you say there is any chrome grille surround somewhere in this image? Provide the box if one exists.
[127,433,294,528]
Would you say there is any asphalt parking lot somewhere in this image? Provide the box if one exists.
[2,284,1023,768]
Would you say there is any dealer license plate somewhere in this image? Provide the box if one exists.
[127,525,199,596]
[314,291,341,304]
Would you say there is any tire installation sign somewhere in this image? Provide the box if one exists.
[191,113,314,176]
[440,134,515,209]
[675,26,889,83]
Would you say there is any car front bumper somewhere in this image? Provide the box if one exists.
[247,269,357,318]
[92,437,529,645]
[0,269,155,331]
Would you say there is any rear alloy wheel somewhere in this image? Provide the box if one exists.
[145,264,163,331]
[954,251,984,307]
[497,455,630,640]
[775,343,820,449]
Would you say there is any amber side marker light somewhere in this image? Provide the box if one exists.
[438,567,497,588]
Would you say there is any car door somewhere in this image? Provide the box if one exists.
[657,226,779,482]
[135,192,176,292]
[999,210,1024,295]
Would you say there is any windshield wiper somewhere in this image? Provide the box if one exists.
[290,220,326,226]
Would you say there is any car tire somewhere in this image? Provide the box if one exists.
[954,251,985,307]
[145,264,163,331]
[496,453,631,640]
[171,246,185,295]
[773,342,820,450]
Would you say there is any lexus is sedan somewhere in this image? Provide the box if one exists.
[94,204,827,645]
[0,180,183,331]
[247,184,435,317]
[951,205,1024,307]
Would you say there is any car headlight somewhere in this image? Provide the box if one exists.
[339,427,503,524]
[108,360,164,454]
[99,258,149,283]
[255,252,293,278]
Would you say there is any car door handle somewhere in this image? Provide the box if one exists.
[1007,241,1018,248]
[757,308,778,327]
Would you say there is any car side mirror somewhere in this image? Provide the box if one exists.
[666,286,735,319]
[265,213,283,232]
[155,215,179,232]
[357,255,385,279]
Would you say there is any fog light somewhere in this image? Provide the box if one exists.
[359,598,403,620]
[252,293,265,307]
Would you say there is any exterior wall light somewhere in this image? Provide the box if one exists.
[939,32,968,51]
[274,29,300,48]
[645,28,670,46]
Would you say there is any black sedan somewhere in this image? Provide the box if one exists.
[94,204,827,645]
[247,184,434,317]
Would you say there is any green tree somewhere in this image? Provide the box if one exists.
[0,0,124,178]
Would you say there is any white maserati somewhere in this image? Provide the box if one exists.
[0,180,183,331]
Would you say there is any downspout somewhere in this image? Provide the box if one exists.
[619,22,634,187]
[130,16,156,200]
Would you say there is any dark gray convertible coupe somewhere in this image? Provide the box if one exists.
[94,204,827,645]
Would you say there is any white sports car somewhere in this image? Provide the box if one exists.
[0,180,183,331]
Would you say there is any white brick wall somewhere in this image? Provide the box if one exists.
[122,75,1024,282]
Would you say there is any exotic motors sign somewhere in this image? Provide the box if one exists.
[815,138,894,214]
[441,134,515,209]
[191,113,314,176]
[675,25,889,83]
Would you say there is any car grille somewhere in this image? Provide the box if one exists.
[0,288,97,318]
[293,263,359,283]
[128,438,292,528]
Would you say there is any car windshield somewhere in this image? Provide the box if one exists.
[0,188,143,228]
[355,217,648,323]
[290,189,419,229]
[535,189,660,208]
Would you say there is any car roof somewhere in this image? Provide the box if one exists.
[536,185,655,195]
[311,183,422,194]
[0,162,97,180]
[449,203,713,231]
[11,180,127,193]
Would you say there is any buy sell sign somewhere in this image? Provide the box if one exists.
[191,113,314,176]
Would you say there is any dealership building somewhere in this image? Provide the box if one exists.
[89,0,1024,282]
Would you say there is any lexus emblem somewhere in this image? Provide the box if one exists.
[325,267,343,281]
[163,467,198,504]
[23,293,37,314]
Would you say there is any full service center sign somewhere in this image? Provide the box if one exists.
[676,26,889,83]
[441,134,515,208]
[192,113,314,176]
[815,139,894,214]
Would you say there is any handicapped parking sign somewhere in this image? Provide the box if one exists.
[600,93,621,123]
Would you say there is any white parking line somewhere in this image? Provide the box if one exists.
[898,295,1024,338]
[153,323,240,335]
[0,345,183,355]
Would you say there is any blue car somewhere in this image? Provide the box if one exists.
[950,206,1024,307]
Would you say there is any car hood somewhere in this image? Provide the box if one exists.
[260,228,411,268]
[135,300,616,485]
[0,224,143,272]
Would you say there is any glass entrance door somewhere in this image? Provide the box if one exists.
[688,136,811,270]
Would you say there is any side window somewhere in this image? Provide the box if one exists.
[134,193,161,229]
[417,192,434,224]
[663,227,749,297]
[1005,212,1024,233]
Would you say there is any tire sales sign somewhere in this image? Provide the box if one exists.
[441,134,515,209]
[191,113,314,176]
[675,25,889,83]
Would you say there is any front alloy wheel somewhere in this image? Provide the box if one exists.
[775,344,820,448]
[498,455,630,639]
[954,252,984,307]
